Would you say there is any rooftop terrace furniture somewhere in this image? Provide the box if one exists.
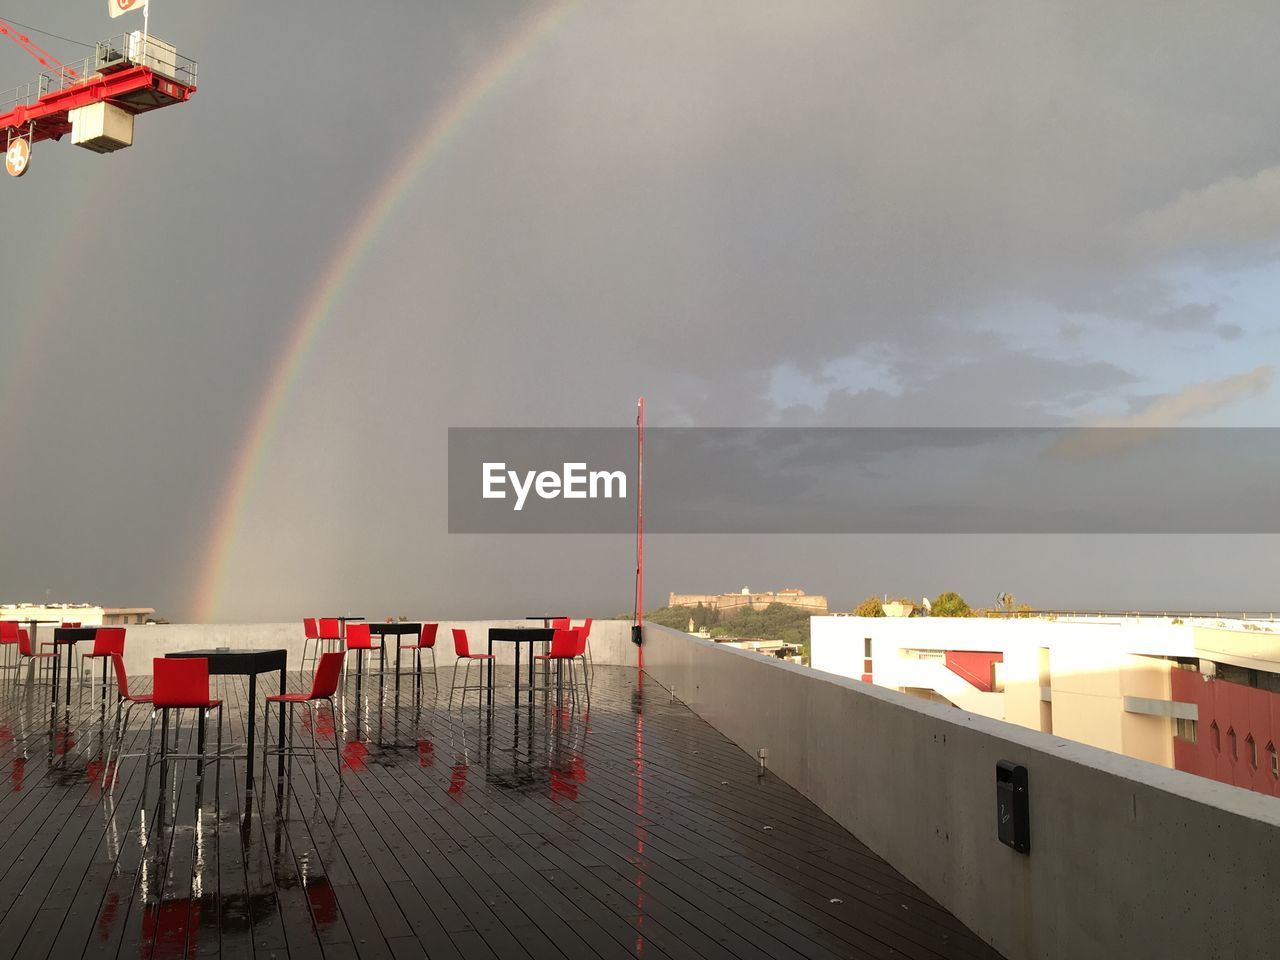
[449,627,493,709]
[82,627,126,708]
[148,656,223,789]
[486,626,555,707]
[164,647,287,791]
[264,650,344,780]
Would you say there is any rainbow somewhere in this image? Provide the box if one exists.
[191,0,579,621]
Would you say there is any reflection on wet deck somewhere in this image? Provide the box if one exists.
[0,666,1001,959]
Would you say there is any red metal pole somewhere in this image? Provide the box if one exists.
[634,397,644,667]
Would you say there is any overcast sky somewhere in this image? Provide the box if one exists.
[3,1,1280,621]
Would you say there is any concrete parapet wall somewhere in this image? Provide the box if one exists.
[83,619,638,680]
[639,623,1280,960]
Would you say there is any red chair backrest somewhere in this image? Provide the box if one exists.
[62,621,81,629]
[152,658,211,708]
[0,622,16,643]
[577,617,592,637]
[344,622,373,650]
[419,623,438,648]
[551,617,571,631]
[318,618,342,641]
[308,651,345,699]
[549,628,579,659]
[16,629,33,657]
[93,627,126,656]
[451,628,473,658]
[303,617,319,640]
[110,654,133,699]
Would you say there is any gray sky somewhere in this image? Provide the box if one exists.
[3,1,1280,621]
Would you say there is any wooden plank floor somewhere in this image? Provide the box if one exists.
[0,661,1003,960]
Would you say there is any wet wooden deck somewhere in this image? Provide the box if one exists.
[0,662,1002,959]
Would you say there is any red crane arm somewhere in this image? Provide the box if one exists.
[0,18,77,78]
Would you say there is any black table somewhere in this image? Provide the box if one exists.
[487,627,554,706]
[166,648,287,792]
[49,627,98,709]
[367,622,422,699]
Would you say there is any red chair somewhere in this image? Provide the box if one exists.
[264,651,344,776]
[0,621,19,671]
[317,617,346,676]
[573,617,594,686]
[300,618,321,674]
[534,628,588,706]
[448,628,494,709]
[16,627,56,686]
[105,653,153,768]
[81,627,126,707]
[41,621,80,654]
[344,622,381,689]
[148,658,223,779]
[396,623,439,703]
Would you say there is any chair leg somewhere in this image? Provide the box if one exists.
[327,698,341,774]
[261,699,271,787]
[430,648,439,704]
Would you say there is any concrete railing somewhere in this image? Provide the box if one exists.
[84,618,638,680]
[639,623,1280,960]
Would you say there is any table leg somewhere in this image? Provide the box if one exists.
[50,643,59,710]
[66,644,74,708]
[528,643,535,701]
[487,634,494,705]
[515,642,521,707]
[246,672,257,793]
[278,666,287,781]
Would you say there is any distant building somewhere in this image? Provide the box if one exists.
[668,586,828,616]
[0,603,158,627]
[812,613,1280,798]
[713,636,805,664]
[103,607,156,625]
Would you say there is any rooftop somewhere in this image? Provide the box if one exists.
[0,660,998,960]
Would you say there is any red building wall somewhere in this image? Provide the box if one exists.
[1171,668,1280,798]
[944,651,1003,692]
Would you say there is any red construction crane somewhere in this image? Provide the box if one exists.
[1,17,196,178]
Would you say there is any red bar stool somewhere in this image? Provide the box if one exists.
[264,650,344,777]
[448,628,493,709]
[344,622,381,686]
[81,627,126,707]
[318,617,346,678]
[0,621,20,672]
[300,618,321,675]
[105,653,153,769]
[147,658,224,779]
[400,623,439,703]
[16,627,56,686]
[534,628,587,706]
[573,617,594,687]
[41,620,81,654]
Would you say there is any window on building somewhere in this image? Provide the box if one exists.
[1175,718,1197,743]
[1246,735,1258,769]
[863,637,872,658]
[1227,727,1237,761]
[1210,722,1220,753]
[1269,743,1278,780]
